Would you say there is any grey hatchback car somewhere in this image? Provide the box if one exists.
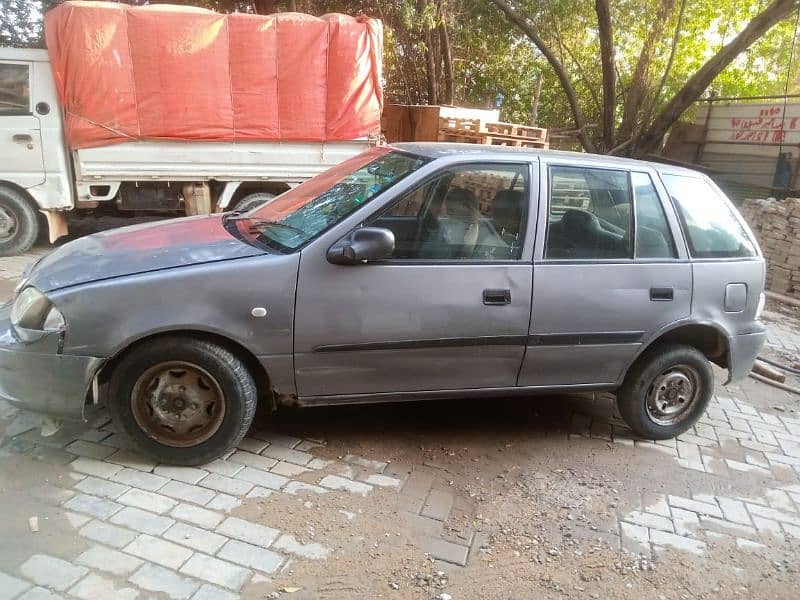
[0,144,766,464]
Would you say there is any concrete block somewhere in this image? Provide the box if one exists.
[118,488,178,514]
[164,522,228,554]
[216,516,279,548]
[129,563,200,600]
[110,506,175,536]
[179,554,251,591]
[79,519,138,549]
[217,539,283,574]
[76,544,143,576]
[124,534,194,569]
[170,503,224,530]
[19,554,88,591]
[63,493,123,520]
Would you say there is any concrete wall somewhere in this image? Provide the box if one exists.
[740,197,800,297]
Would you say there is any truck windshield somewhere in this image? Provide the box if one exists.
[229,148,429,252]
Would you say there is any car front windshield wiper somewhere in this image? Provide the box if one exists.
[234,217,307,237]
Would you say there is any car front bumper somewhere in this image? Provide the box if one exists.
[0,307,103,420]
[727,322,768,383]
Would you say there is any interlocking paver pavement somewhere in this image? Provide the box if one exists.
[1,249,799,596]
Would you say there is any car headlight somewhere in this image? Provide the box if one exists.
[11,287,65,332]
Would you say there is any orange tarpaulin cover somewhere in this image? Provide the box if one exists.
[44,2,383,149]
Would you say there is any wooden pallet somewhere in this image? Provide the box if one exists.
[483,134,549,149]
[437,131,484,144]
[438,116,482,135]
[485,121,548,141]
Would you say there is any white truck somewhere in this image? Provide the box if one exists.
[0,47,374,255]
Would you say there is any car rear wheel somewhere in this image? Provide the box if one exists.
[108,337,257,465]
[0,187,39,256]
[616,343,713,440]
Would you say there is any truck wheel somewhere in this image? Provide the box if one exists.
[0,187,39,256]
[235,192,275,213]
[107,337,258,466]
[616,343,713,440]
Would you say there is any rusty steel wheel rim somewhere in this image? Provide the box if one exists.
[645,364,700,427]
[131,361,226,447]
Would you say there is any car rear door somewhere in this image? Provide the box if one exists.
[293,159,537,399]
[518,157,692,387]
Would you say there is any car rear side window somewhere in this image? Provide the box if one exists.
[0,63,30,115]
[546,166,632,259]
[661,174,756,259]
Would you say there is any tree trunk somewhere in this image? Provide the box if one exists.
[530,75,543,126]
[253,0,277,14]
[594,0,616,151]
[617,0,675,149]
[637,0,800,154]
[438,1,454,105]
[489,0,596,153]
[425,28,439,104]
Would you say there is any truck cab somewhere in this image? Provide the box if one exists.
[0,48,73,253]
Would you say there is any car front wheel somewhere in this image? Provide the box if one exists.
[616,343,714,440]
[107,337,257,465]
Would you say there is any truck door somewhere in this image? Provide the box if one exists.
[0,61,45,188]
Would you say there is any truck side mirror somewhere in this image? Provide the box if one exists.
[327,227,395,265]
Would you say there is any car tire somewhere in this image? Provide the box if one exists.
[616,343,713,440]
[107,337,258,465]
[0,187,40,256]
[235,192,276,214]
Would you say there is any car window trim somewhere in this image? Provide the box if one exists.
[361,160,534,264]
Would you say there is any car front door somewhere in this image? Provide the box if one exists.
[0,62,45,189]
[293,160,536,399]
[518,158,692,387]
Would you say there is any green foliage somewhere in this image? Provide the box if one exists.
[1,0,46,47]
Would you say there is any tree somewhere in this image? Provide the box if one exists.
[1,0,48,47]
[490,0,800,156]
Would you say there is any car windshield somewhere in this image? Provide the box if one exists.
[229,148,430,252]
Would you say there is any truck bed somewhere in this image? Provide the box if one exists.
[74,139,374,183]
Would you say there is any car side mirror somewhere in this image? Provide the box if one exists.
[327,227,395,265]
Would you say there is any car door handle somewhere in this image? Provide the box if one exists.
[483,289,511,305]
[650,287,674,301]
[12,134,33,144]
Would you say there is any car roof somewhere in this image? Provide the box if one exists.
[390,142,704,177]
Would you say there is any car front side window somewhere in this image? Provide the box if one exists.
[369,164,529,261]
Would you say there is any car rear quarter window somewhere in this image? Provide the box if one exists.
[661,174,756,259]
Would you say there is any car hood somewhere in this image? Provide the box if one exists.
[26,215,267,292]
